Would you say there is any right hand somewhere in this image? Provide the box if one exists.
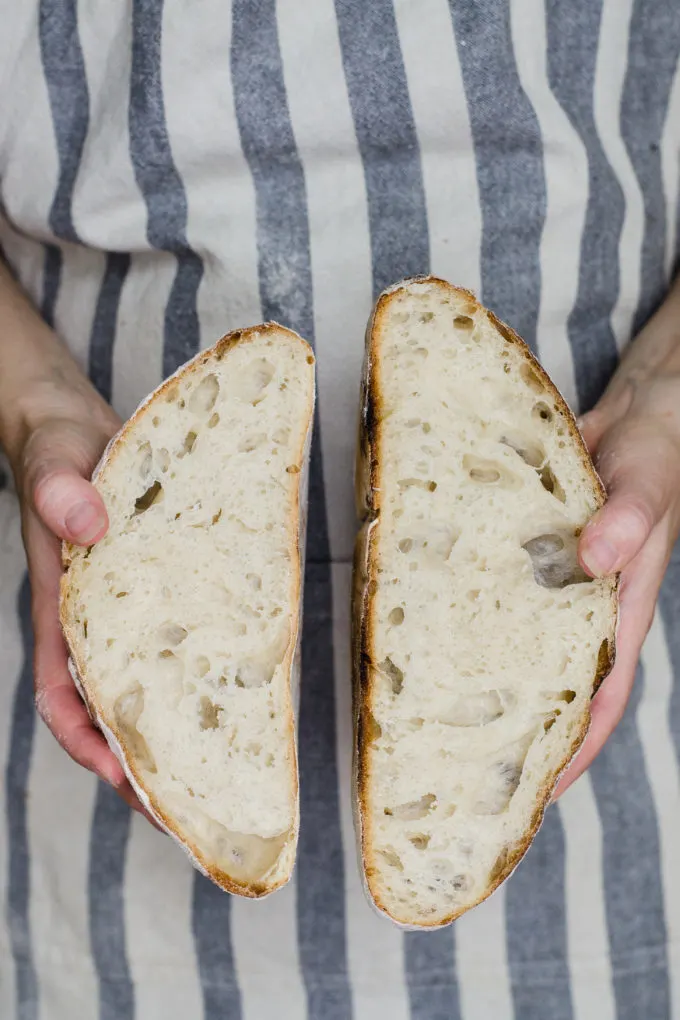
[9,370,158,821]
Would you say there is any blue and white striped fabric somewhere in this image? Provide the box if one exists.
[1,2,680,1018]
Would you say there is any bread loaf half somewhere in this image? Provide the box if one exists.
[61,324,315,897]
[354,277,618,927]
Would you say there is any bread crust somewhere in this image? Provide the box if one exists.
[353,276,619,927]
[60,324,315,898]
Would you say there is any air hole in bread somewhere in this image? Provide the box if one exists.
[246,573,262,591]
[286,464,300,474]
[158,623,188,646]
[538,463,566,503]
[199,696,222,730]
[182,813,290,882]
[438,690,508,727]
[397,477,437,492]
[420,311,434,323]
[453,315,474,330]
[559,689,576,703]
[472,736,533,815]
[138,442,153,479]
[242,357,275,405]
[378,656,404,695]
[388,607,405,626]
[523,533,590,589]
[115,591,129,599]
[114,684,157,773]
[133,480,164,515]
[385,794,436,821]
[194,655,211,678]
[178,430,198,458]
[520,363,544,393]
[234,661,275,689]
[409,834,431,850]
[188,373,219,414]
[208,413,220,429]
[500,433,545,468]
[377,847,404,871]
[463,455,520,489]
[532,401,553,422]
[157,448,170,473]
[238,433,267,453]
[152,416,160,427]
[398,538,413,554]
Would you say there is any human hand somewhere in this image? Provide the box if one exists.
[9,367,158,822]
[554,283,680,797]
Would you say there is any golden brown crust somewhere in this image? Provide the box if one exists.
[60,323,314,898]
[353,276,619,927]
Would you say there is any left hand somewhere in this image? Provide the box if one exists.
[554,279,680,798]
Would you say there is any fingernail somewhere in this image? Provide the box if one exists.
[581,535,619,576]
[65,501,106,543]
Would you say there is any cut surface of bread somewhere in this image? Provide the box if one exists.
[354,277,618,927]
[61,325,315,897]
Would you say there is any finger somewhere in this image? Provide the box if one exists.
[27,514,125,787]
[21,421,111,545]
[554,521,670,799]
[579,420,678,576]
[32,467,108,545]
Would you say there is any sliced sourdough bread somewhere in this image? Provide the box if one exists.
[60,324,315,897]
[354,277,618,927]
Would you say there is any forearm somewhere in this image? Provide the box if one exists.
[0,258,111,466]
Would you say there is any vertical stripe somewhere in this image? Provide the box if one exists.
[130,0,205,378]
[124,814,204,1020]
[330,564,409,1020]
[39,0,89,245]
[231,4,351,1017]
[334,2,461,1015]
[449,0,546,351]
[592,0,642,354]
[544,0,622,412]
[393,0,482,295]
[621,0,680,333]
[88,788,134,1020]
[41,245,62,329]
[454,894,513,1020]
[87,250,134,1020]
[514,5,617,1018]
[589,666,670,1020]
[660,61,680,278]
[41,6,136,1018]
[659,545,680,777]
[505,811,572,1020]
[559,780,616,1020]
[158,1,262,343]
[594,5,678,1018]
[5,579,39,1020]
[128,6,233,1019]
[0,504,26,1020]
[192,874,242,1020]
[89,253,131,401]
[450,6,572,1020]
[335,0,429,296]
[161,7,290,1018]
[639,614,680,1017]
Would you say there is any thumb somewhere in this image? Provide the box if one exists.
[33,468,109,545]
[23,426,110,545]
[579,419,676,577]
